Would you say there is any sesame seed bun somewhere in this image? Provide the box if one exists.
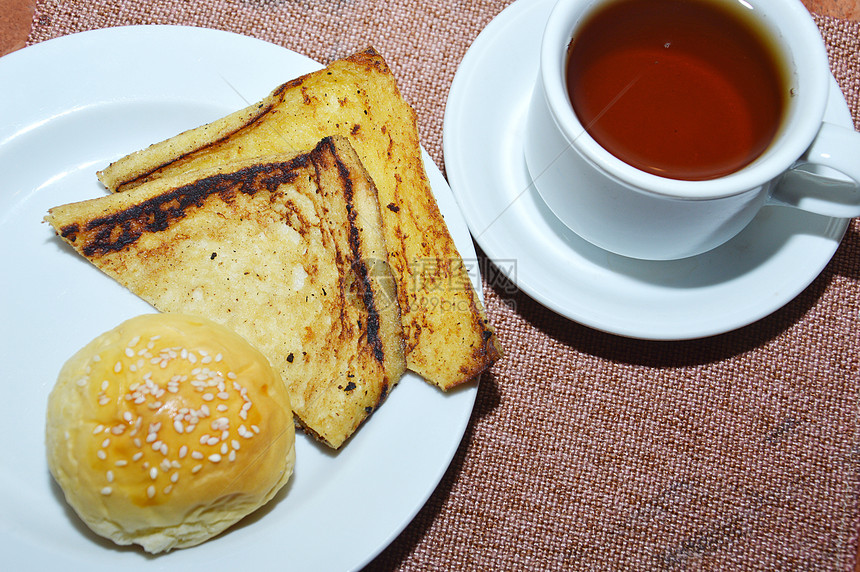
[46,313,295,553]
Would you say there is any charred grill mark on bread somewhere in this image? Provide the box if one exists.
[64,158,308,257]
[312,137,385,367]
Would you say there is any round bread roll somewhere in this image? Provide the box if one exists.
[46,313,295,553]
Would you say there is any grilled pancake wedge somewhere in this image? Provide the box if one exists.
[97,48,502,390]
[46,136,405,449]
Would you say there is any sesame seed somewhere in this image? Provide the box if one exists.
[206,437,219,446]
[93,425,105,434]
[150,468,158,480]
[115,460,128,467]
[208,454,221,463]
[99,397,110,406]
[101,438,110,448]
[160,444,168,456]
[133,438,142,448]
[170,472,179,483]
[217,392,230,400]
[173,421,184,434]
[106,470,114,483]
[123,411,133,423]
[124,347,135,358]
[228,450,236,462]
[217,404,228,412]
[163,485,173,495]
[93,354,101,362]
[192,464,203,473]
[201,355,212,364]
[179,445,188,458]
[231,440,240,450]
[147,485,155,498]
[220,443,228,455]
[227,372,237,380]
[100,380,110,391]
[97,450,107,460]
[202,393,214,401]
[146,433,157,444]
[251,425,260,434]
[191,451,204,460]
[111,425,125,435]
[128,336,140,347]
[215,353,223,362]
[101,487,112,496]
[114,362,122,373]
[132,452,143,461]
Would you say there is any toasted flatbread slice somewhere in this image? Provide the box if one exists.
[97,48,502,389]
[47,136,405,449]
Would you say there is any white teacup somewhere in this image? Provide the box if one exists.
[524,0,860,260]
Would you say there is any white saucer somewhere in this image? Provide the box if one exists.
[443,0,853,340]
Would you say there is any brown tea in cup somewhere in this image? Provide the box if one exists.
[565,0,789,181]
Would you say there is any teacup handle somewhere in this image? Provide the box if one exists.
[768,122,860,219]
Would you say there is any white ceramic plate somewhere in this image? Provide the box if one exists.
[444,0,852,340]
[0,26,478,572]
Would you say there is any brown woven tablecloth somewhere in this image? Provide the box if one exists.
[26,1,860,569]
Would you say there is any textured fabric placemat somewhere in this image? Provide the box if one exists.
[27,1,860,569]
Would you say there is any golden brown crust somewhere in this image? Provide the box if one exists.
[97,48,502,389]
[49,137,405,448]
[45,313,295,553]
